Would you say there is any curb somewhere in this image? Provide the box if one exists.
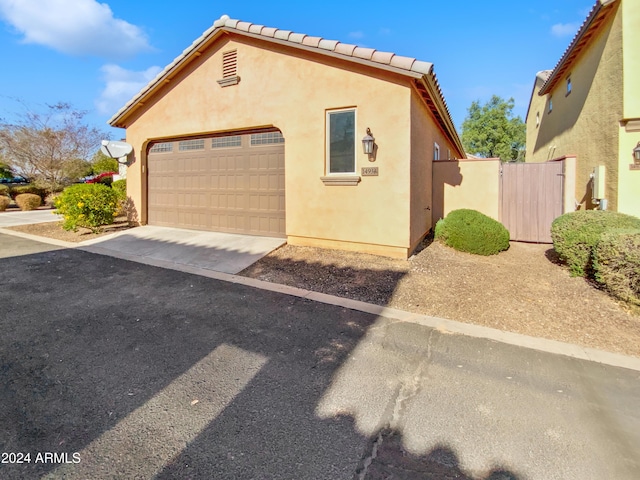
[2,227,640,372]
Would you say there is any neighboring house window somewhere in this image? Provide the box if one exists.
[566,77,572,96]
[212,135,242,148]
[327,109,356,174]
[250,132,284,145]
[434,142,440,161]
[548,96,553,113]
[149,142,173,153]
[536,112,540,127]
[178,139,205,151]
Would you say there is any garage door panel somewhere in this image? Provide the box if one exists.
[148,133,285,237]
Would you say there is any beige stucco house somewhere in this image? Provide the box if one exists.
[525,0,640,217]
[109,15,464,259]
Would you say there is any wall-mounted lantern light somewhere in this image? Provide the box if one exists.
[362,128,375,156]
[634,142,640,163]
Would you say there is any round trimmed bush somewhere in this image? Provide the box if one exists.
[0,196,10,211]
[593,229,640,306]
[15,193,42,211]
[551,210,640,277]
[10,184,46,202]
[54,183,119,232]
[0,184,9,197]
[435,209,510,255]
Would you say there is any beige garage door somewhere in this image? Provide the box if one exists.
[147,131,285,237]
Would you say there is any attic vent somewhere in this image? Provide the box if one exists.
[217,50,240,87]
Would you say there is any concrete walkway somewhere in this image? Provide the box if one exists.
[0,208,61,227]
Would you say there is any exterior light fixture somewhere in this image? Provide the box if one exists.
[362,128,375,156]
[634,142,640,163]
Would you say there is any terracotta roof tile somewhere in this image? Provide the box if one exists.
[371,51,395,65]
[334,42,357,56]
[248,24,264,35]
[274,29,292,41]
[288,32,306,44]
[302,36,322,48]
[318,39,339,51]
[236,21,252,32]
[352,47,376,60]
[261,26,277,37]
[389,55,416,70]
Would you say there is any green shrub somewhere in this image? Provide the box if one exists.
[15,193,42,211]
[53,183,119,232]
[111,178,127,216]
[10,184,46,202]
[551,210,640,277]
[593,229,640,306]
[435,209,510,255]
[44,192,62,208]
[0,196,10,211]
[0,184,9,197]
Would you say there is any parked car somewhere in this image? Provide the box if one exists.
[86,172,118,184]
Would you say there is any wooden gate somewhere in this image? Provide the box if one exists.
[500,161,564,243]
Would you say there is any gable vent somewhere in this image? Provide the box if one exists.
[217,49,240,87]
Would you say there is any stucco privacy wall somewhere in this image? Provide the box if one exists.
[432,159,501,222]
[123,34,420,257]
[409,90,458,250]
[527,3,623,211]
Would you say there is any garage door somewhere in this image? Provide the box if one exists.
[147,131,285,237]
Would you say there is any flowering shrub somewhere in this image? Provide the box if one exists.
[54,183,118,232]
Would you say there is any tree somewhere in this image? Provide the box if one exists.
[461,95,526,162]
[0,103,107,192]
[91,150,119,174]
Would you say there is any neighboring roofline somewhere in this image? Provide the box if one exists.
[539,0,619,96]
[525,70,552,121]
[108,15,463,154]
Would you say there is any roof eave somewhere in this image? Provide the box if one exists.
[539,0,618,96]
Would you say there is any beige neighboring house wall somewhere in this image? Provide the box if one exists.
[525,0,640,217]
[110,16,463,258]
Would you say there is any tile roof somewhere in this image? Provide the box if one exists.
[108,15,463,155]
[539,0,619,95]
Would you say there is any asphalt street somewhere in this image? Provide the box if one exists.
[1,232,639,479]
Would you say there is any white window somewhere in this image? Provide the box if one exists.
[326,109,356,174]
[178,139,205,151]
[548,96,553,113]
[212,135,241,148]
[149,142,173,153]
[434,142,440,161]
[250,132,284,145]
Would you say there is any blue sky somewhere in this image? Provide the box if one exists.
[0,0,595,140]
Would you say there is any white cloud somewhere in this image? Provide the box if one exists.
[0,0,151,59]
[96,64,162,116]
[551,22,578,38]
[348,31,365,39]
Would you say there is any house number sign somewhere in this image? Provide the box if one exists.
[361,167,379,176]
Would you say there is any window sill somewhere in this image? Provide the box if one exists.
[320,175,361,186]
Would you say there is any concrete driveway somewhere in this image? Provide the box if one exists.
[1,233,639,480]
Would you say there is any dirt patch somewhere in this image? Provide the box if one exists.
[6,216,134,243]
[241,239,640,358]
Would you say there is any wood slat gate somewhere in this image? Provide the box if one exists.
[500,161,564,243]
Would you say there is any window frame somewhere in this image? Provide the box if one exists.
[325,108,357,175]
[566,76,572,96]
[434,142,441,161]
[548,96,553,114]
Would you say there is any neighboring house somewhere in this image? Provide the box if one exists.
[525,0,640,217]
[109,15,464,259]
